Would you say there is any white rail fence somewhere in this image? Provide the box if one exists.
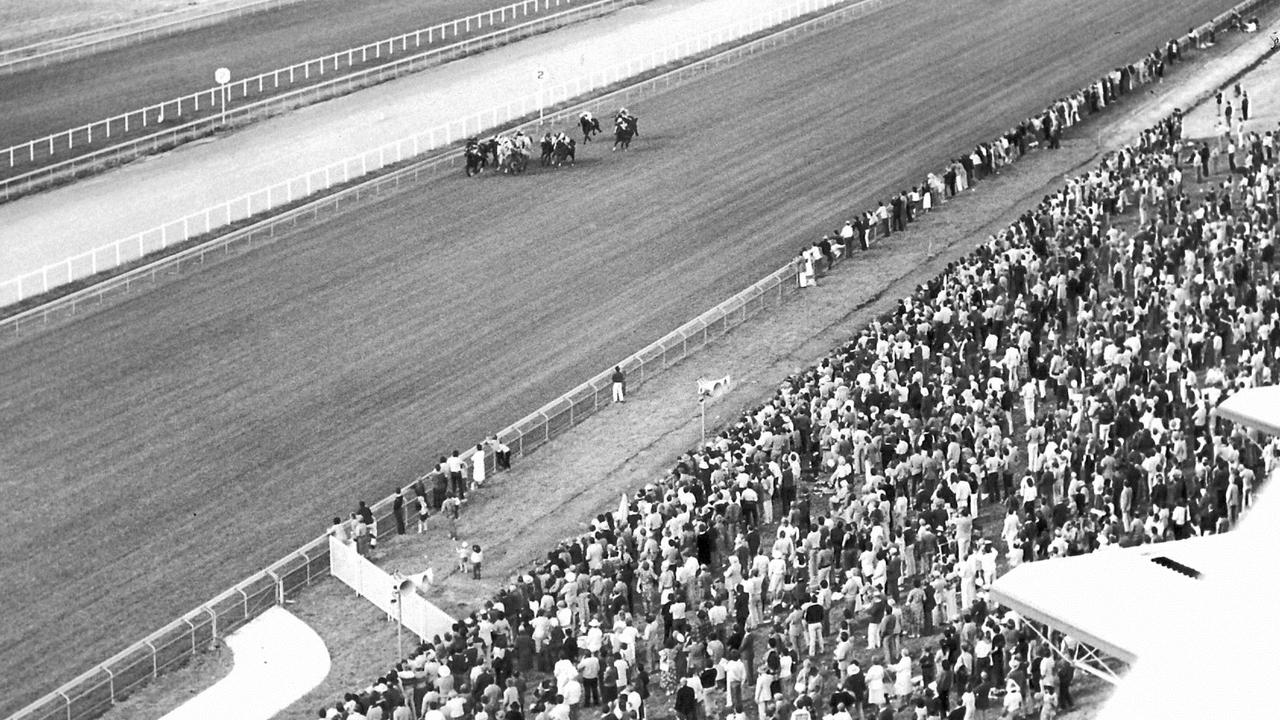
[0,0,859,310]
[1,0,604,174]
[0,0,312,75]
[0,0,642,203]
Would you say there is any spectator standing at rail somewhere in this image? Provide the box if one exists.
[358,500,377,549]
[328,516,352,545]
[416,491,431,534]
[473,443,487,490]
[612,366,627,403]
[488,435,512,471]
[448,450,467,500]
[393,489,407,535]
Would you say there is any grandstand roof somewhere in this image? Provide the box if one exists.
[1212,384,1280,435]
[989,533,1239,664]
[1092,484,1280,720]
[994,385,1280,719]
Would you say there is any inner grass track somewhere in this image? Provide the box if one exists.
[0,0,544,152]
[0,0,1240,708]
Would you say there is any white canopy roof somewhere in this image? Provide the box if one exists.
[989,533,1241,664]
[1093,486,1280,720]
[991,386,1280,718]
[1212,384,1280,435]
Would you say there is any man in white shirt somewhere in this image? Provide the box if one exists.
[723,650,747,708]
[421,701,447,720]
[446,451,466,499]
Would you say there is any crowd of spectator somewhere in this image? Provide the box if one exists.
[319,28,1279,720]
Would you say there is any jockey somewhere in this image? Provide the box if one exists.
[580,111,594,122]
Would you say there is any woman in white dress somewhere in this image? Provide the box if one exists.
[960,556,979,611]
[891,649,914,707]
[865,659,887,707]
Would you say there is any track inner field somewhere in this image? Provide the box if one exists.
[0,0,1239,707]
[0,0,539,150]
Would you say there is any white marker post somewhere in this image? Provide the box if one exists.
[214,67,231,127]
[535,66,549,124]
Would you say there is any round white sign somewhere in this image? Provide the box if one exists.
[214,67,231,85]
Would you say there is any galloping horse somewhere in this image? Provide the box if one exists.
[478,137,500,168]
[613,114,639,152]
[505,131,532,174]
[551,134,576,167]
[540,133,555,166]
[579,112,601,142]
[464,140,486,176]
[495,136,514,173]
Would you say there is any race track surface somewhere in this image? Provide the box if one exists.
[0,0,522,149]
[0,0,1239,708]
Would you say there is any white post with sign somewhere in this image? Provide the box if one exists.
[535,66,549,124]
[215,67,231,127]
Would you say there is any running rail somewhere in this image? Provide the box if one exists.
[0,0,313,75]
[0,0,614,181]
[0,0,846,308]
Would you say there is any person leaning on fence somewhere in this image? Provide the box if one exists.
[358,500,377,548]
[487,435,512,471]
[328,516,352,545]
[612,366,626,403]
[353,512,373,556]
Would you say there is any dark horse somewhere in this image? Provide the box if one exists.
[552,136,576,167]
[464,140,486,176]
[477,137,499,169]
[540,133,555,166]
[613,115,638,151]
[579,113,601,142]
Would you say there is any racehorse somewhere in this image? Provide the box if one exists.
[551,134,576,167]
[464,140,486,176]
[579,112,601,142]
[613,114,638,151]
[478,137,499,169]
[540,133,555,166]
[504,131,532,174]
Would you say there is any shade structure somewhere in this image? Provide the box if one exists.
[989,533,1240,664]
[1212,384,1280,435]
[1092,484,1280,720]
[991,385,1280,718]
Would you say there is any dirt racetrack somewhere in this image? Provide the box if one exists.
[0,0,1241,709]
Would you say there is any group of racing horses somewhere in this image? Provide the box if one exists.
[464,108,640,176]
